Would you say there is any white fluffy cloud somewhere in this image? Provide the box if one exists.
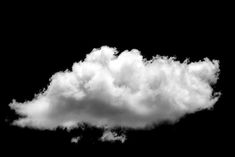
[100,130,126,143]
[71,136,81,143]
[9,46,220,130]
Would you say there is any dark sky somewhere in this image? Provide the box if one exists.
[1,4,230,154]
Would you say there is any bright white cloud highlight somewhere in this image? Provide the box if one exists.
[9,46,220,130]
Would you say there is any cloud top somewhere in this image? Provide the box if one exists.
[9,46,220,130]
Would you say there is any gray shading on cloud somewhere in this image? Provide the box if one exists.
[9,46,220,130]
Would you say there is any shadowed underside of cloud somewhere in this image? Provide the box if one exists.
[9,46,220,130]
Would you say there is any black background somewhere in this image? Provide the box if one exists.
[1,3,230,154]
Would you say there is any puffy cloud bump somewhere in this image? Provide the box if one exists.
[9,46,220,130]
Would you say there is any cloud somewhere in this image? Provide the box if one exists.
[71,136,81,143]
[100,130,126,143]
[9,46,220,130]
